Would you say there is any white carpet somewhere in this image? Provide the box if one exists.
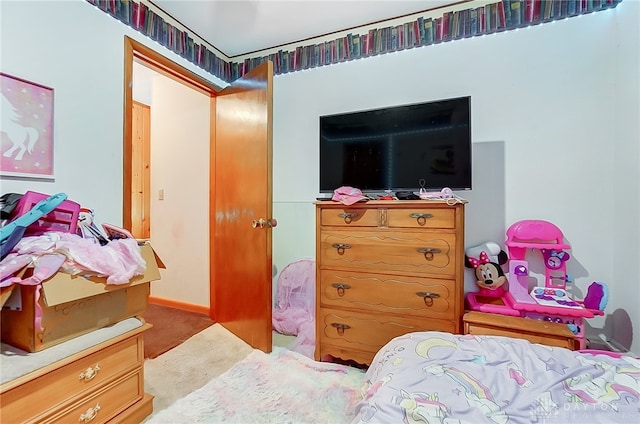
[143,323,255,419]
[146,346,365,423]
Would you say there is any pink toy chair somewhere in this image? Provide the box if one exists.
[8,191,80,236]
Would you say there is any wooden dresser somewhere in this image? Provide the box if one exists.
[463,311,578,350]
[0,320,153,424]
[315,199,466,365]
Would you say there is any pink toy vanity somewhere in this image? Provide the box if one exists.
[466,220,605,349]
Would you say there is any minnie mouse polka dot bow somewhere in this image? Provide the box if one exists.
[468,251,491,268]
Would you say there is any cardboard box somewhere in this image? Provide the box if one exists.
[0,244,163,352]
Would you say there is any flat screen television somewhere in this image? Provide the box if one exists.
[319,96,472,194]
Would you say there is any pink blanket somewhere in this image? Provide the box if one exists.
[5,232,146,285]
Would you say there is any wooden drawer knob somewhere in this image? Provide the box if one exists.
[416,247,441,260]
[331,322,351,336]
[409,212,433,225]
[331,283,351,296]
[338,212,359,224]
[331,243,351,255]
[416,291,440,306]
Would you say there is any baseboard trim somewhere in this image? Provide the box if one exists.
[149,297,210,316]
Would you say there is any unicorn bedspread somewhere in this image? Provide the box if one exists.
[353,332,640,424]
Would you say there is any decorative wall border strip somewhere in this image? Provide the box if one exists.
[86,0,622,83]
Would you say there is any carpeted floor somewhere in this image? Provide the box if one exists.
[142,317,311,420]
[143,323,256,418]
[140,303,214,359]
[146,346,365,423]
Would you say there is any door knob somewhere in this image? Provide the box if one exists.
[252,218,278,229]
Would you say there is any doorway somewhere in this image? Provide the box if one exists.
[130,100,150,240]
[128,54,213,314]
[123,36,274,351]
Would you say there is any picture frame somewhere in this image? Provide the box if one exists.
[1,73,54,179]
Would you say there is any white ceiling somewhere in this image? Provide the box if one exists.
[150,0,462,57]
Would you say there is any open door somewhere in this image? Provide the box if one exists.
[212,61,274,352]
[124,38,273,350]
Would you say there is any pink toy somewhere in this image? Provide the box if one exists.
[505,218,571,288]
[272,259,315,358]
[465,244,520,316]
[8,191,80,236]
[508,259,535,304]
[505,219,570,253]
[465,221,607,349]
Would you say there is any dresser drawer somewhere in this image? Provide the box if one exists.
[387,207,455,229]
[320,206,456,229]
[320,207,379,227]
[318,307,455,363]
[44,370,143,424]
[1,334,142,423]
[463,312,577,350]
[319,230,457,277]
[320,270,455,320]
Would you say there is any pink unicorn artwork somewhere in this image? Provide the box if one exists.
[1,74,54,178]
[1,94,40,161]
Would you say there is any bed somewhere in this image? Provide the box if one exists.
[353,332,640,424]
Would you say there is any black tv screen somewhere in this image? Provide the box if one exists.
[319,96,472,194]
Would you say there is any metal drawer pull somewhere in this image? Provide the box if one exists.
[409,212,433,225]
[416,291,440,306]
[338,212,359,223]
[417,247,441,260]
[78,364,101,381]
[331,322,351,335]
[338,212,359,219]
[331,283,351,296]
[79,403,101,422]
[331,243,351,255]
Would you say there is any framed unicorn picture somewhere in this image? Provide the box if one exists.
[1,73,54,179]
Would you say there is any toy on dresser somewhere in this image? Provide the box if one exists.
[464,242,518,316]
[464,220,607,349]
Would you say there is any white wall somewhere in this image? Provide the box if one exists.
[148,75,210,306]
[272,3,640,353]
[2,1,638,353]
[1,1,219,308]
[132,64,210,307]
[0,0,224,224]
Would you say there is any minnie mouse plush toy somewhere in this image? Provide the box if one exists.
[466,251,508,297]
[464,242,509,298]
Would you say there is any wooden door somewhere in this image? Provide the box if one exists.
[211,62,274,352]
[131,101,151,239]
